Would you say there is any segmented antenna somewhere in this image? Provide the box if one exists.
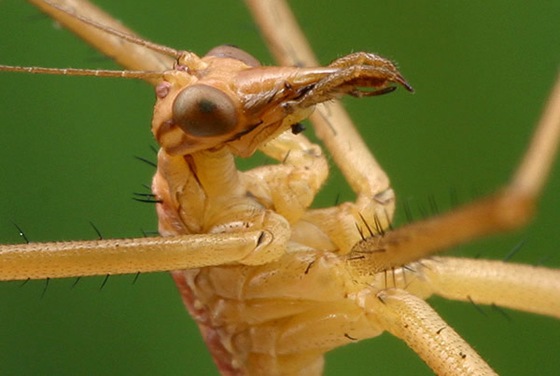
[0,0,184,79]
[0,65,167,79]
[42,0,182,59]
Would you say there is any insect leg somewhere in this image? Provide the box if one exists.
[420,257,560,319]
[374,288,498,375]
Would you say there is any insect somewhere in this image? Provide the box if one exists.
[1,1,559,375]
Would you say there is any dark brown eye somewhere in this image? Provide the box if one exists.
[172,84,238,137]
[205,45,261,67]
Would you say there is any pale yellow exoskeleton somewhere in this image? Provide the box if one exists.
[0,1,559,375]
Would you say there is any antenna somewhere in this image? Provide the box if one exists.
[0,64,165,80]
[41,0,182,59]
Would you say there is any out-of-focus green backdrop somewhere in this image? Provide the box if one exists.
[0,1,559,375]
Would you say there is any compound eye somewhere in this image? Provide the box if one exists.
[205,45,261,67]
[172,84,238,137]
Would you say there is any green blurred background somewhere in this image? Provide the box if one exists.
[0,1,559,375]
